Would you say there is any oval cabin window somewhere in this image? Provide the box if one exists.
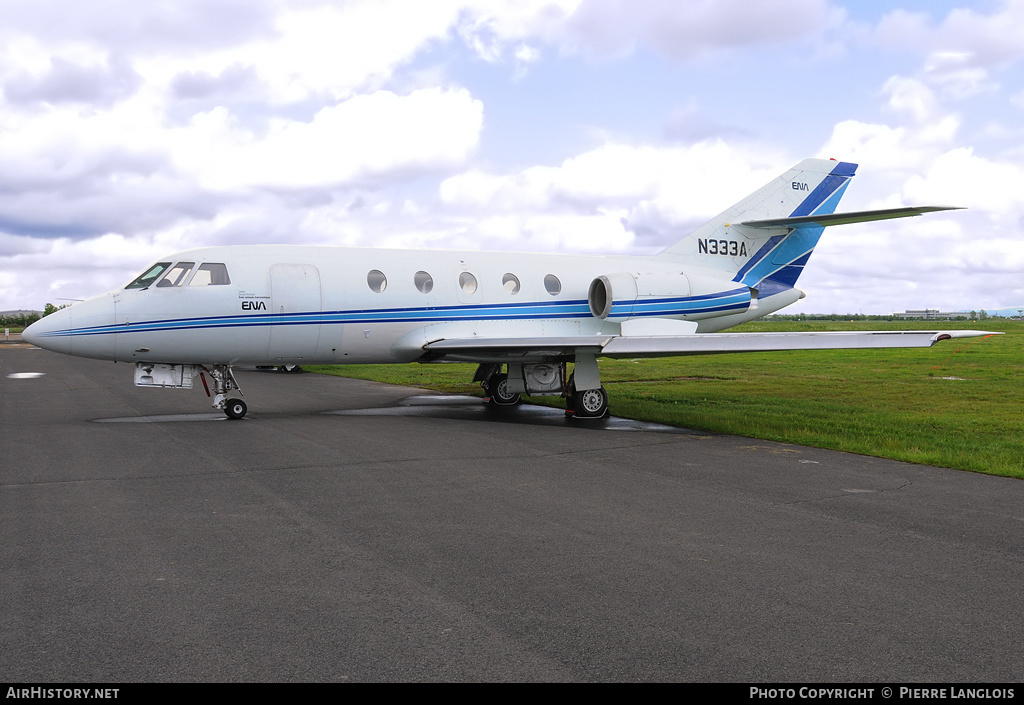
[544,274,561,296]
[414,271,433,293]
[459,272,478,295]
[367,270,387,293]
[502,273,520,295]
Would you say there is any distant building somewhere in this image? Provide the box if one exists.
[892,309,968,320]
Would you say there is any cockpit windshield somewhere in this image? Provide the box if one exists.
[125,262,171,289]
[126,261,232,289]
[189,263,231,286]
[156,262,195,287]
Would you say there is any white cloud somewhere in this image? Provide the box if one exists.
[0,232,172,306]
[820,104,958,187]
[932,1,1024,68]
[874,1,1024,66]
[0,0,279,55]
[2,54,141,106]
[801,208,1024,313]
[901,148,1024,217]
[873,1,1024,100]
[447,0,837,64]
[922,51,998,99]
[171,87,484,191]
[882,76,942,124]
[560,0,836,60]
[0,85,482,242]
[237,1,466,103]
[455,0,581,62]
[440,140,794,254]
[443,141,785,214]
[804,76,1024,312]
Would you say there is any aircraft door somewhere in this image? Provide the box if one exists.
[268,263,322,360]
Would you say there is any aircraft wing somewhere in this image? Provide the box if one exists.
[740,206,963,229]
[423,329,998,363]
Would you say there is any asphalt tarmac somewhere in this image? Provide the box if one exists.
[2,345,1023,682]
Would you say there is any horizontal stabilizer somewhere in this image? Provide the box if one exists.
[740,206,964,229]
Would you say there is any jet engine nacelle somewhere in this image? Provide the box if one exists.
[588,271,751,320]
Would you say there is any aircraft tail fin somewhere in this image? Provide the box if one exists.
[658,158,856,291]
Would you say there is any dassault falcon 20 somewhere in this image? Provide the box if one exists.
[23,158,992,419]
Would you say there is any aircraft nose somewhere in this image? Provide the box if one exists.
[22,306,74,354]
[21,319,39,346]
[24,296,121,360]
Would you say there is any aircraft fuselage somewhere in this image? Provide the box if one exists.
[28,245,795,367]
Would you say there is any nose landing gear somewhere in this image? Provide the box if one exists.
[201,365,247,419]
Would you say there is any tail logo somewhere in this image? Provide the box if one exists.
[791,182,809,191]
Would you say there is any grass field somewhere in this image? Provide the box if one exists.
[307,320,1024,479]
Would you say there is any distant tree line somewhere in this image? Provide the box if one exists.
[1,303,69,328]
[1,311,40,327]
[764,313,895,321]
[764,313,983,321]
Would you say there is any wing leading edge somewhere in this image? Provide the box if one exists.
[423,329,998,363]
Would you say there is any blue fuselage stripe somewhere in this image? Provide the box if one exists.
[37,291,753,338]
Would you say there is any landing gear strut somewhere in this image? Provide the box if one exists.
[563,354,609,419]
[202,365,246,419]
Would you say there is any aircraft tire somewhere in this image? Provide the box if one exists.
[225,398,247,419]
[572,386,608,419]
[487,373,521,406]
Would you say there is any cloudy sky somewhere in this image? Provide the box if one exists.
[1,0,1022,314]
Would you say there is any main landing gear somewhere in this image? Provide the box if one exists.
[200,364,247,419]
[475,360,610,419]
[564,379,610,419]
[479,368,522,406]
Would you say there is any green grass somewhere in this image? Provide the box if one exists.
[307,320,1024,478]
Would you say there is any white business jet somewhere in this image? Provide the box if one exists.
[23,158,990,419]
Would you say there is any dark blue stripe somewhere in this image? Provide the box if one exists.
[829,161,857,177]
[789,173,849,217]
[41,289,753,339]
[763,264,803,288]
[735,234,786,282]
[612,288,748,306]
[627,303,748,318]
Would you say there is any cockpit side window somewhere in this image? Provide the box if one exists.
[188,263,231,286]
[125,262,172,289]
[156,262,195,287]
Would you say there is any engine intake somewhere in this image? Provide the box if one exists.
[588,271,750,321]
